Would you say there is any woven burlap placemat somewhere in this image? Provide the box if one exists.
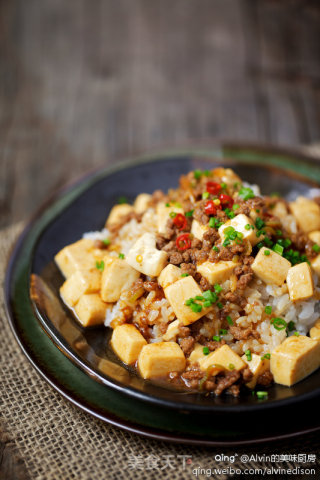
[1,223,320,480]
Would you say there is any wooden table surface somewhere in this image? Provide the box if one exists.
[1,1,320,478]
[1,0,320,230]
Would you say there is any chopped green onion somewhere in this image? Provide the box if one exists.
[203,170,211,177]
[181,273,189,277]
[165,202,170,207]
[185,298,193,306]
[194,170,202,180]
[228,364,235,370]
[245,349,252,362]
[103,238,111,246]
[219,329,228,335]
[95,260,105,272]
[220,182,227,189]
[273,244,284,256]
[203,301,212,308]
[238,186,255,201]
[202,191,210,199]
[261,353,271,360]
[294,331,300,336]
[226,315,233,325]
[169,212,177,218]
[185,210,194,217]
[264,306,272,315]
[271,317,287,331]
[117,196,128,204]
[214,284,222,293]
[118,253,125,259]
[245,224,251,230]
[195,295,205,301]
[212,246,219,252]
[213,335,221,342]
[191,303,202,313]
[209,217,223,229]
[312,244,320,253]
[217,302,223,309]
[276,230,282,236]
[203,290,218,304]
[256,391,268,399]
[232,204,240,211]
[203,346,210,355]
[287,321,295,332]
[264,249,271,256]
[255,217,265,230]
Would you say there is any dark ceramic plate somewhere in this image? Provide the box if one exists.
[5,144,320,445]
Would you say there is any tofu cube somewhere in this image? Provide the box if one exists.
[289,197,320,233]
[101,257,140,302]
[188,343,206,364]
[54,238,95,278]
[156,203,184,234]
[162,319,181,341]
[60,269,101,307]
[310,319,320,341]
[111,324,147,365]
[198,345,246,372]
[126,232,168,277]
[138,342,186,379]
[191,220,209,240]
[241,353,270,389]
[134,193,152,213]
[286,262,314,302]
[251,247,291,286]
[272,201,288,219]
[105,204,134,227]
[158,264,182,289]
[218,214,263,246]
[311,255,320,276]
[212,167,241,187]
[74,293,109,327]
[164,276,212,326]
[270,335,320,386]
[308,231,320,244]
[197,261,237,285]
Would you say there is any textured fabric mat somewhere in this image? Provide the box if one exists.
[1,223,320,480]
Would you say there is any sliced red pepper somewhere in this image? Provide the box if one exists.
[219,193,234,209]
[206,181,222,195]
[173,213,187,230]
[204,200,217,216]
[176,233,191,251]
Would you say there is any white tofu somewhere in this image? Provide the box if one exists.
[134,193,152,213]
[158,264,182,289]
[191,219,209,240]
[54,238,96,278]
[188,343,206,364]
[308,231,320,244]
[60,269,101,307]
[218,214,263,246]
[241,353,270,389]
[74,293,109,327]
[197,260,237,285]
[212,167,241,187]
[310,319,320,341]
[162,319,180,341]
[286,262,314,302]
[138,342,186,379]
[251,247,291,286]
[270,335,320,386]
[164,276,212,326]
[156,203,184,234]
[272,201,288,219]
[126,233,168,277]
[311,255,320,276]
[101,257,140,302]
[289,197,320,233]
[111,324,147,365]
[105,204,134,227]
[197,345,246,372]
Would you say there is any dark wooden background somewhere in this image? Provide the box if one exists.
[0,1,320,477]
[1,0,320,229]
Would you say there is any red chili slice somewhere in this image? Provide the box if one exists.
[176,233,191,251]
[206,181,222,195]
[173,213,187,230]
[204,200,217,216]
[219,193,234,209]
